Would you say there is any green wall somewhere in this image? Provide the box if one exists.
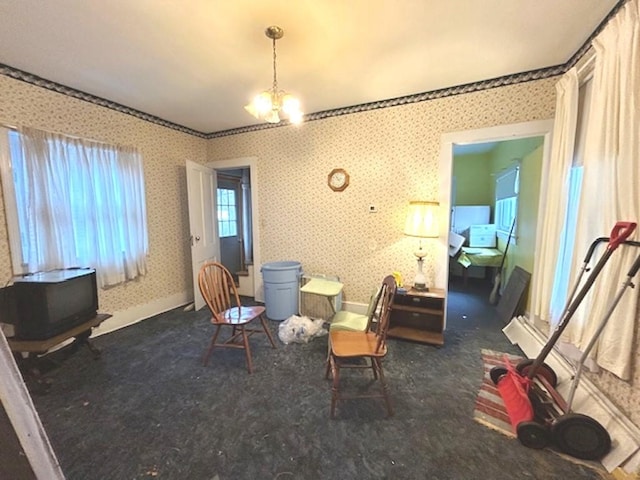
[452,152,492,205]
[490,137,544,295]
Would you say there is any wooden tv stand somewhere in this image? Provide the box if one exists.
[7,313,111,357]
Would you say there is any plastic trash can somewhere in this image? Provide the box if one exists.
[261,261,302,321]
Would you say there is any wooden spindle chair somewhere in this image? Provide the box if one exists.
[198,262,276,373]
[326,275,397,418]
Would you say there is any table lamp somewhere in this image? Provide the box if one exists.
[404,201,439,291]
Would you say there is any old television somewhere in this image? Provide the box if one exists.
[1,268,98,340]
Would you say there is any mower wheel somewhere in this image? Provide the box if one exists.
[552,413,611,460]
[516,359,558,387]
[517,421,550,450]
[489,366,508,385]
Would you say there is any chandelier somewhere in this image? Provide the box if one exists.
[244,25,303,125]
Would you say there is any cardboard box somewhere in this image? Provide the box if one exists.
[469,224,496,247]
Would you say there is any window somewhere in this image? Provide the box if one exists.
[216,188,237,238]
[0,126,148,287]
[494,163,520,238]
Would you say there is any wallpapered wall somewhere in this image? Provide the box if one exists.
[208,80,556,302]
[1,71,638,425]
[0,74,208,315]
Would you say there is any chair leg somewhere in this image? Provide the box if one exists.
[375,358,393,417]
[259,314,277,348]
[325,336,332,379]
[330,355,340,419]
[241,327,254,374]
[325,355,331,380]
[202,325,222,366]
[370,357,379,380]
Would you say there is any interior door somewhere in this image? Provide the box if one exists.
[186,160,218,310]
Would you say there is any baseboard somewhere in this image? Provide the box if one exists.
[503,316,640,474]
[237,265,254,297]
[91,291,192,338]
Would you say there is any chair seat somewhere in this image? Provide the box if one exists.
[330,330,387,358]
[214,305,266,325]
[330,310,369,332]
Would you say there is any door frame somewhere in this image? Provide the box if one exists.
[207,157,263,302]
[439,119,555,328]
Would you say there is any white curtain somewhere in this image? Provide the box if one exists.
[13,126,148,287]
[530,68,579,326]
[565,0,640,380]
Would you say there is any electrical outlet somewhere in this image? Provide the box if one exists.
[369,205,378,213]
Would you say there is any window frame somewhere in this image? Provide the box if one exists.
[494,163,520,242]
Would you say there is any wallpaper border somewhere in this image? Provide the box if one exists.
[0,63,208,139]
[0,0,627,140]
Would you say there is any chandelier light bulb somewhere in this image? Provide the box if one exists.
[254,91,273,115]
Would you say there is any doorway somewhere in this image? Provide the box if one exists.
[216,169,248,283]
[208,157,263,302]
[439,120,554,329]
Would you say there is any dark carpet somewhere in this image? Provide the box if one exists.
[28,278,609,480]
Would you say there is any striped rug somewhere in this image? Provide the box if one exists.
[473,348,524,436]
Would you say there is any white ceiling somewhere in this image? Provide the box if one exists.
[0,0,620,135]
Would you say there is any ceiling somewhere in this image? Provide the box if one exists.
[0,0,621,136]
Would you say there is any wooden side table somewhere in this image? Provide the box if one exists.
[7,313,111,393]
[388,288,446,346]
[7,313,111,356]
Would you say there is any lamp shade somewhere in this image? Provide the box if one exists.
[404,201,439,238]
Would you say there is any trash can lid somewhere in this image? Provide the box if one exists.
[261,261,301,271]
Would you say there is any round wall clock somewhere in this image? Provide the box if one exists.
[328,168,350,192]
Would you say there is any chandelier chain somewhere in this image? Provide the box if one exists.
[272,37,278,92]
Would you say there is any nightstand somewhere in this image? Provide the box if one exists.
[388,288,446,346]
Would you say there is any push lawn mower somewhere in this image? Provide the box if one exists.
[491,221,640,461]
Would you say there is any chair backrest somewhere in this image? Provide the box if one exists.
[198,262,241,322]
[372,275,397,353]
[362,286,383,331]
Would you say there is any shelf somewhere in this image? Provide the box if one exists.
[7,313,111,353]
[387,325,444,346]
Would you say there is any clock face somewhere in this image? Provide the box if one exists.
[328,168,349,192]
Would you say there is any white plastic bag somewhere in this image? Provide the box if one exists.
[278,315,327,344]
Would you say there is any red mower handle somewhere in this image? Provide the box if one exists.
[609,222,637,250]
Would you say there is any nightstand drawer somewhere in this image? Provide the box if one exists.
[393,292,444,311]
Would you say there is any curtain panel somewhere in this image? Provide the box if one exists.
[530,68,579,327]
[12,126,148,287]
[565,0,640,380]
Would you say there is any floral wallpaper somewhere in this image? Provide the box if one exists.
[207,79,556,302]
[0,74,208,314]
[1,70,638,426]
